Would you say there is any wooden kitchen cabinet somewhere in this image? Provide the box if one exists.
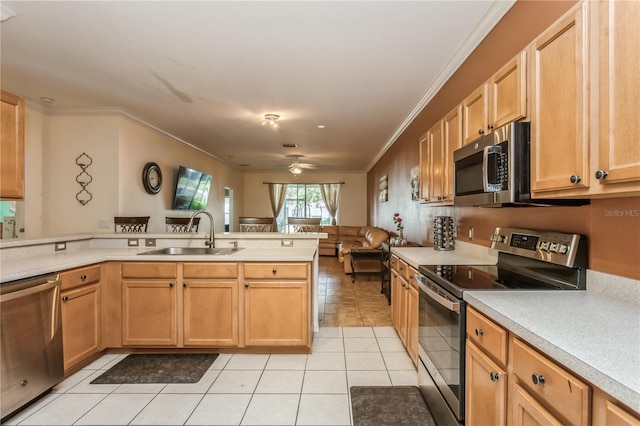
[406,268,419,365]
[60,264,101,372]
[509,381,563,426]
[0,90,25,200]
[390,257,417,365]
[592,388,640,426]
[243,262,310,348]
[466,307,508,426]
[442,104,463,202]
[462,51,526,145]
[182,262,239,347]
[121,262,178,346]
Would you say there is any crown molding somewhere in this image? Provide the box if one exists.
[366,0,516,172]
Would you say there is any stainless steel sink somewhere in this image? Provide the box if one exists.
[138,247,244,256]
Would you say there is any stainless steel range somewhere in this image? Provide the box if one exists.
[415,227,587,426]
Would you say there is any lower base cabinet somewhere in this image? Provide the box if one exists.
[466,341,507,426]
[61,283,101,371]
[122,280,177,346]
[183,280,238,347]
[509,381,563,426]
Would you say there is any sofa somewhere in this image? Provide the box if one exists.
[318,225,389,274]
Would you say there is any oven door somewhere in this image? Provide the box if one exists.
[416,274,466,424]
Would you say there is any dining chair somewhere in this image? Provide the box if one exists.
[114,216,150,233]
[165,217,200,233]
[287,217,321,233]
[238,217,273,232]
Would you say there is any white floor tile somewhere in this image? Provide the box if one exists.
[302,370,348,394]
[130,394,202,425]
[305,352,346,370]
[372,326,398,338]
[186,394,251,425]
[315,327,343,338]
[240,394,299,425]
[342,327,375,338]
[75,393,155,425]
[210,353,233,370]
[51,369,94,393]
[225,354,269,370]
[207,370,262,394]
[18,393,107,425]
[265,354,307,370]
[312,337,345,352]
[1,393,60,425]
[66,370,121,394]
[347,370,391,387]
[382,352,417,370]
[161,369,221,394]
[255,370,304,394]
[81,353,126,370]
[345,352,386,370]
[113,383,167,394]
[388,370,419,386]
[297,394,351,425]
[343,337,380,352]
[376,337,406,352]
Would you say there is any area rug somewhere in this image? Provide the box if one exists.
[90,354,218,384]
[350,386,436,426]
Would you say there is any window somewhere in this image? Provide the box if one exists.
[277,184,330,231]
[224,187,232,232]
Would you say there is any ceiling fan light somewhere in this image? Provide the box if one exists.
[290,166,302,175]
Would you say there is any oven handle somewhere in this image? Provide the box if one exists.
[414,274,459,313]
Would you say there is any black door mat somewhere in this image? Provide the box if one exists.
[90,354,218,384]
[350,386,436,426]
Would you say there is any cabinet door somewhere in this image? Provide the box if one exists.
[122,280,177,346]
[391,269,401,328]
[509,382,563,426]
[597,0,640,189]
[443,104,463,202]
[428,120,446,203]
[419,131,430,202]
[397,276,408,345]
[462,84,488,145]
[0,90,25,200]
[61,283,101,371]
[183,280,238,347]
[466,341,507,426]
[592,388,640,425]
[531,2,590,194]
[244,281,308,347]
[489,51,527,130]
[406,278,419,365]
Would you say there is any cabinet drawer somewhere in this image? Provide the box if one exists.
[467,307,508,366]
[60,264,101,291]
[244,263,308,279]
[397,259,409,281]
[122,262,177,279]
[511,336,590,424]
[390,255,399,271]
[183,263,238,279]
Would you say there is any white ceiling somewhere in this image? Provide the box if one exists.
[1,1,513,173]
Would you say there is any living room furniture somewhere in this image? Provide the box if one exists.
[165,217,200,233]
[337,226,389,275]
[239,217,273,232]
[348,247,382,283]
[114,216,149,233]
[288,217,321,233]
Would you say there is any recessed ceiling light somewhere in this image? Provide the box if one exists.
[317,125,326,129]
[262,114,280,128]
[40,97,55,104]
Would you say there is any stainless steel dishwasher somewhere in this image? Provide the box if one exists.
[1,273,64,420]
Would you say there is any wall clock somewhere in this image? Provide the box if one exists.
[142,162,162,194]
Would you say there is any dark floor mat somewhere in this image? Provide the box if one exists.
[90,354,218,384]
[350,386,436,426]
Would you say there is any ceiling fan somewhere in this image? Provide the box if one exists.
[286,155,316,175]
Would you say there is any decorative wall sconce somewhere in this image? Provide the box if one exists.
[75,152,93,205]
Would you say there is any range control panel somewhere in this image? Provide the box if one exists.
[490,227,586,268]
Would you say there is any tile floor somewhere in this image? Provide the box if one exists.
[317,256,392,327]
[4,327,418,426]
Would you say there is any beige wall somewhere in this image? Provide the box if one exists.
[243,172,367,228]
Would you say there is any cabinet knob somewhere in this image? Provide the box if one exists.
[531,374,545,386]
[80,275,87,281]
[478,129,485,135]
[570,175,582,184]
[62,296,69,302]
[595,170,608,180]
[245,283,249,288]
[169,282,174,288]
[490,372,500,382]
[488,124,494,131]
[272,269,277,275]
[183,282,188,288]
[474,328,484,337]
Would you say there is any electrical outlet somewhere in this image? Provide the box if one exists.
[54,242,66,252]
[281,239,294,247]
[128,238,139,247]
[468,227,474,240]
[145,238,156,247]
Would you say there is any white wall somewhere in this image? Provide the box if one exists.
[242,172,368,226]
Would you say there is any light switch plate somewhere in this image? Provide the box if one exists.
[468,227,474,240]
[128,238,139,247]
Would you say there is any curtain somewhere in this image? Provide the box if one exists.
[267,183,287,231]
[320,183,343,225]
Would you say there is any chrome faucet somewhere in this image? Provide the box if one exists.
[187,210,215,248]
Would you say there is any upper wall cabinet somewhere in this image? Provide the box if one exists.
[531,0,640,198]
[462,51,527,145]
[0,90,25,200]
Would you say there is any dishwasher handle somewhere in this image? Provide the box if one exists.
[0,275,61,302]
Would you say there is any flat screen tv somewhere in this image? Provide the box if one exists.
[172,166,212,210]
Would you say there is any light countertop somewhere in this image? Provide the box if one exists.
[391,242,498,269]
[464,290,640,413]
[0,247,317,283]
